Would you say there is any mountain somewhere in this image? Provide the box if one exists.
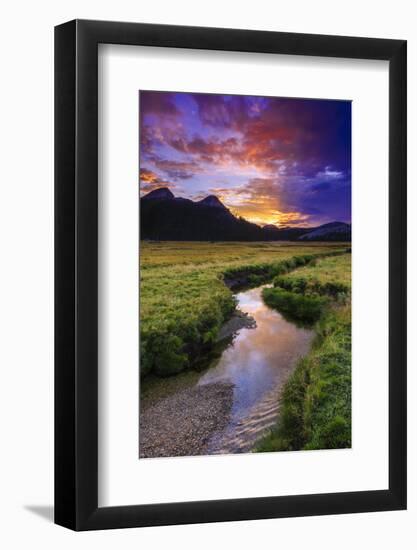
[142,187,175,200]
[298,221,351,241]
[263,224,310,241]
[141,188,263,241]
[198,195,228,209]
[140,188,351,242]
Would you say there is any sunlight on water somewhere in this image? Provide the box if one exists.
[198,286,313,425]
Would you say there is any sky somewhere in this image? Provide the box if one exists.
[139,91,351,227]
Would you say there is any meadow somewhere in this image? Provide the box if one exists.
[140,241,348,377]
[257,253,352,451]
[273,253,351,297]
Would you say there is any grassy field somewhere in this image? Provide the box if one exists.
[274,253,351,298]
[286,253,351,287]
[257,253,352,451]
[140,241,347,377]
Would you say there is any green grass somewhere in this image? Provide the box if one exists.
[274,253,351,297]
[140,242,347,377]
[256,254,351,452]
[263,287,328,325]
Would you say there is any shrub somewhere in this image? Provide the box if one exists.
[262,287,327,324]
[145,331,189,377]
[322,281,349,297]
[274,276,308,294]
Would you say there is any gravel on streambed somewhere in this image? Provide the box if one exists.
[139,382,234,458]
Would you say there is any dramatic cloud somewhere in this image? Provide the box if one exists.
[139,91,351,226]
[139,168,176,192]
[151,157,204,180]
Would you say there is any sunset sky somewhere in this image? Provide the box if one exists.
[139,91,351,227]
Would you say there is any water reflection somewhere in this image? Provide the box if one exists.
[198,286,313,424]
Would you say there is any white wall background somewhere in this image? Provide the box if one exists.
[0,0,415,548]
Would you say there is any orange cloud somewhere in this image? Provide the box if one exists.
[207,179,314,227]
[274,211,311,227]
[139,168,176,193]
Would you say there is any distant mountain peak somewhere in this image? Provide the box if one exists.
[298,221,351,241]
[142,187,174,200]
[316,221,347,229]
[198,195,227,209]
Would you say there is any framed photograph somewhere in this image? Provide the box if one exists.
[55,19,406,530]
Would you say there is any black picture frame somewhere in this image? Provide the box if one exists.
[55,19,407,531]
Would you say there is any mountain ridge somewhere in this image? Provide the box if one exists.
[141,188,351,242]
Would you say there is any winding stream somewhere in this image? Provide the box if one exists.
[198,285,314,453]
[140,284,314,458]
